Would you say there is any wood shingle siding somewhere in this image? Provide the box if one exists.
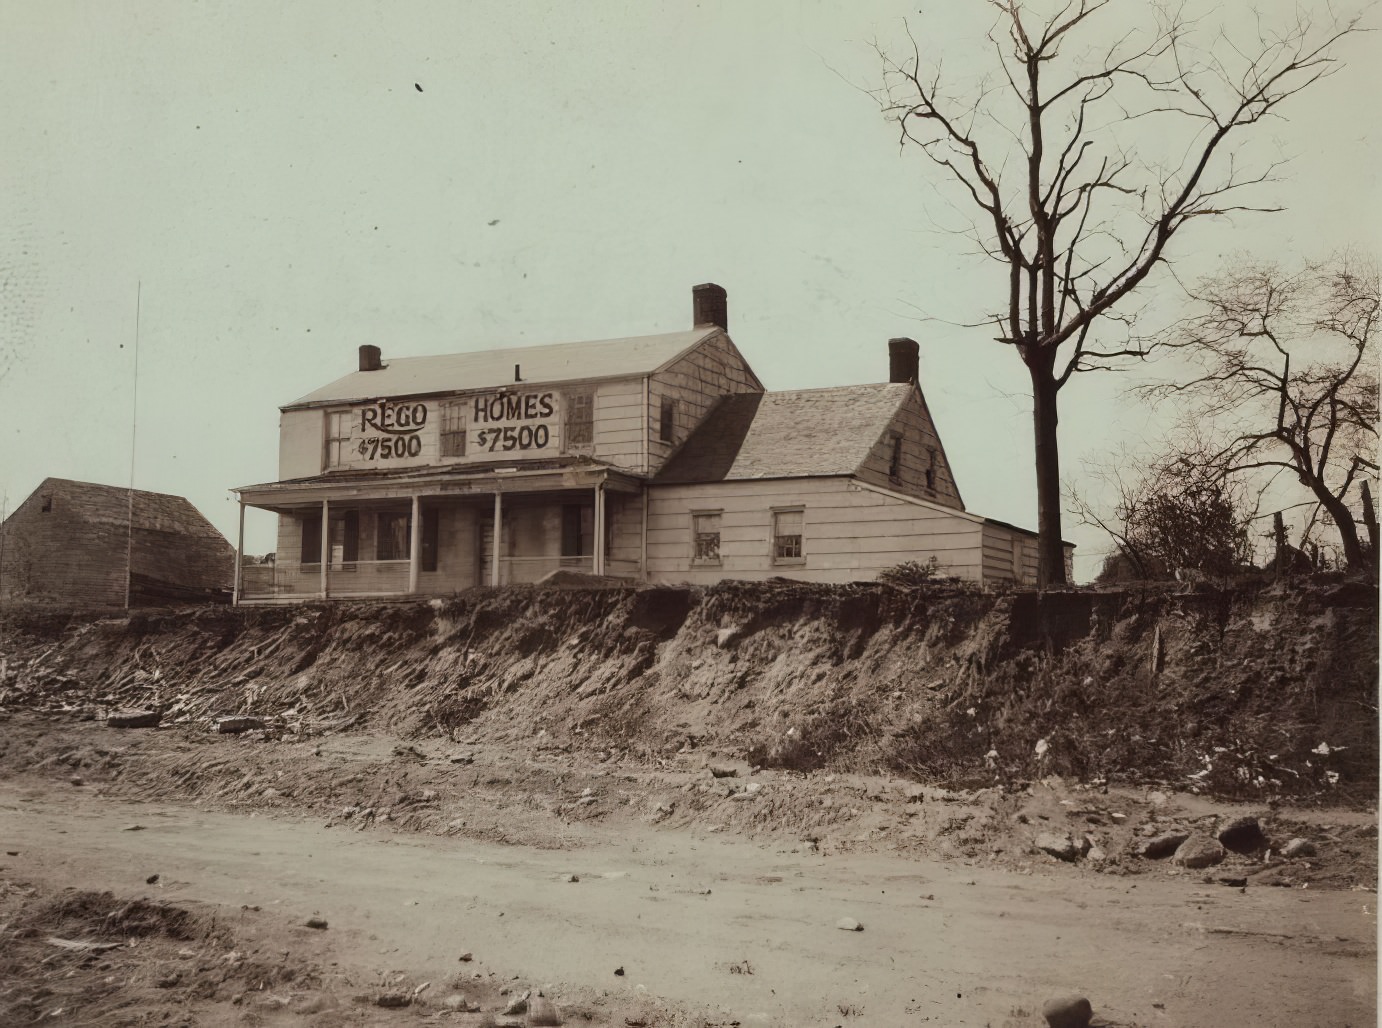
[647,330,763,473]
[854,389,964,509]
[0,478,234,608]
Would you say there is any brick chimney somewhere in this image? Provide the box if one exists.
[693,283,728,331]
[888,337,919,384]
[359,345,382,372]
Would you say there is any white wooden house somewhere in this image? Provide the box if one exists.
[232,284,1069,602]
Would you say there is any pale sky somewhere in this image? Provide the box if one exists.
[2,1,1377,579]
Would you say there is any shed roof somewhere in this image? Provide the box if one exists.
[8,478,229,540]
[655,383,912,483]
[286,328,721,408]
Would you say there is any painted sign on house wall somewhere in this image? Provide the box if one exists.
[324,390,567,472]
[327,400,438,471]
[464,390,562,459]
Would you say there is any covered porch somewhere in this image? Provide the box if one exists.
[232,464,645,604]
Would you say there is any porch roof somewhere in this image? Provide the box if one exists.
[234,458,643,511]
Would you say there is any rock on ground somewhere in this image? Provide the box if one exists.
[1035,832,1080,862]
[1172,832,1226,869]
[1281,837,1317,858]
[1042,994,1093,1028]
[1139,832,1190,859]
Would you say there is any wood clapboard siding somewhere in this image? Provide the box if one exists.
[980,520,1040,585]
[592,379,646,471]
[854,388,964,509]
[279,409,323,479]
[647,331,762,473]
[646,477,986,583]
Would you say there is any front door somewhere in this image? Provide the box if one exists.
[476,515,513,587]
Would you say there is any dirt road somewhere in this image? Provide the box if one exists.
[1,781,1374,1027]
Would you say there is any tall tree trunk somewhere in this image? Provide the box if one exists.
[1029,355,1067,587]
[1317,488,1370,577]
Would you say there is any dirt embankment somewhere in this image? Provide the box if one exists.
[0,578,1375,802]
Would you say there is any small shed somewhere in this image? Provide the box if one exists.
[0,478,234,608]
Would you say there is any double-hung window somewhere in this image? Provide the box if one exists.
[439,401,467,458]
[771,507,804,564]
[325,411,354,468]
[692,510,722,565]
[565,392,593,449]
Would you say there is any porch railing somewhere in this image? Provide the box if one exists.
[239,555,644,600]
[239,560,411,600]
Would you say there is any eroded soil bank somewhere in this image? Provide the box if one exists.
[0,579,1376,1026]
[2,579,1376,800]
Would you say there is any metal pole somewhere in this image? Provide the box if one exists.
[124,280,141,609]
[232,499,245,605]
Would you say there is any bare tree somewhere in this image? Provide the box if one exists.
[873,0,1362,585]
[1069,434,1257,580]
[1146,254,1379,576]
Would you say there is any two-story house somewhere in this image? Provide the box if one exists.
[232,284,1067,602]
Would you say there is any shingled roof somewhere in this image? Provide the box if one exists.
[17,478,229,538]
[286,328,722,408]
[655,383,913,483]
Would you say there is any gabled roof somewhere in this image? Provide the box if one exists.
[655,383,913,483]
[9,478,228,541]
[286,328,721,408]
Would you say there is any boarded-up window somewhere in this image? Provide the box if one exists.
[659,396,676,442]
[692,511,721,564]
[440,402,466,458]
[888,433,903,481]
[325,411,353,468]
[565,392,593,447]
[772,508,804,563]
[377,512,410,561]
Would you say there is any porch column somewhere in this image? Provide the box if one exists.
[491,491,502,587]
[320,499,329,599]
[232,499,245,606]
[640,488,649,582]
[408,494,421,594]
[594,481,606,576]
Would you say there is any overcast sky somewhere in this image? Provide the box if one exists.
[1,0,1377,579]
